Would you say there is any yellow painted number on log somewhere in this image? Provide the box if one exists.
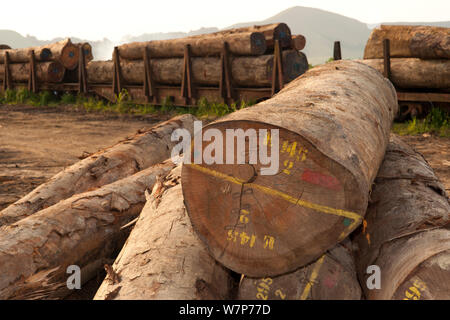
[403,279,427,300]
[256,278,272,300]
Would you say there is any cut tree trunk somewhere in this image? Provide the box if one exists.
[218,23,292,49]
[0,161,175,300]
[117,32,266,59]
[237,240,362,300]
[87,50,308,87]
[364,25,450,59]
[0,39,79,70]
[181,60,398,277]
[0,61,65,83]
[358,58,450,89]
[353,135,450,300]
[78,42,94,63]
[291,34,306,51]
[0,114,196,227]
[94,166,236,300]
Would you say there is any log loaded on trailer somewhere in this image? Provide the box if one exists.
[0,23,309,107]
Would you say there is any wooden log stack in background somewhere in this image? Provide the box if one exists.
[181,60,398,277]
[362,25,450,90]
[117,32,268,59]
[353,135,450,300]
[87,50,308,87]
[0,38,79,70]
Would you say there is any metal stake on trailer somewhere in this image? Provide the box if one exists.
[27,50,37,93]
[3,51,12,91]
[333,41,342,61]
[181,44,195,105]
[219,41,234,105]
[78,45,88,94]
[383,39,391,80]
[271,39,284,96]
[143,46,156,103]
[112,46,123,97]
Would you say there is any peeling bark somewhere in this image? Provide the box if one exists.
[0,160,175,300]
[94,166,236,300]
[0,114,196,227]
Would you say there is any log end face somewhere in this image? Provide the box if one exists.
[60,43,80,70]
[250,32,268,55]
[47,61,66,83]
[181,120,365,277]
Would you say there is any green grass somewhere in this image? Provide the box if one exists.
[0,88,255,118]
[392,107,450,137]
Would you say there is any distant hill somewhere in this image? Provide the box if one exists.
[1,6,448,64]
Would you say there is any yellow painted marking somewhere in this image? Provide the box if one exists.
[263,235,276,250]
[187,164,362,223]
[289,142,297,157]
[300,254,326,300]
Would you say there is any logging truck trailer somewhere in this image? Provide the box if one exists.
[0,40,291,107]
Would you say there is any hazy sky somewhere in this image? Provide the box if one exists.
[1,0,449,41]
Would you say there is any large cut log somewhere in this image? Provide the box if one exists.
[0,61,65,83]
[353,135,450,300]
[0,114,196,227]
[218,23,292,49]
[0,39,79,70]
[237,240,361,300]
[364,25,450,59]
[87,50,308,87]
[358,58,450,89]
[181,60,398,277]
[118,32,266,60]
[94,166,236,300]
[0,161,175,300]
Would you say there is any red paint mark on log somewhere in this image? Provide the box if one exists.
[301,169,341,191]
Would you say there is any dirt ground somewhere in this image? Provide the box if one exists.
[400,134,450,194]
[0,104,171,211]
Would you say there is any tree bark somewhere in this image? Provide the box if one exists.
[0,39,79,70]
[87,50,308,87]
[364,25,450,59]
[0,161,175,300]
[291,34,306,51]
[0,61,65,83]
[0,114,196,227]
[117,32,267,59]
[358,58,450,89]
[181,60,398,277]
[0,45,11,50]
[237,240,362,300]
[353,135,450,300]
[94,166,236,300]
[218,23,292,49]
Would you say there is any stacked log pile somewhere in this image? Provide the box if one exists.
[1,60,449,300]
[86,23,309,89]
[0,38,81,84]
[360,25,450,89]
